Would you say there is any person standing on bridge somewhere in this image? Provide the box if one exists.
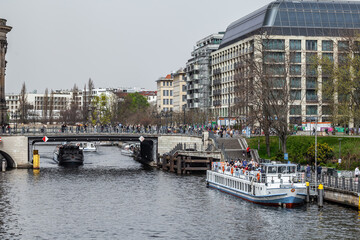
[246,146,251,158]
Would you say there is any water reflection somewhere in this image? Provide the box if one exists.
[0,145,359,239]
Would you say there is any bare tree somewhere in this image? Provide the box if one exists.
[234,34,304,155]
[18,82,30,124]
[48,90,54,124]
[42,88,49,124]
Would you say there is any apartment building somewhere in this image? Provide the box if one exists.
[186,32,224,112]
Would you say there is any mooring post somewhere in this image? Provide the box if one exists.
[306,182,310,203]
[335,176,338,188]
[33,150,40,170]
[1,159,6,172]
[318,184,324,208]
[169,156,174,173]
[342,177,345,190]
[328,175,331,187]
[350,178,353,191]
[176,156,181,175]
[162,154,167,171]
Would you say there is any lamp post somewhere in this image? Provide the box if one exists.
[338,138,342,163]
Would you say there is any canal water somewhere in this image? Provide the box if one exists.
[0,145,359,239]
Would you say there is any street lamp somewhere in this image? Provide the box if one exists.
[338,138,342,164]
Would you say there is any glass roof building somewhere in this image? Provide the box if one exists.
[220,0,360,49]
[211,0,360,129]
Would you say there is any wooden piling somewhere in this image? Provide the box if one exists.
[177,156,182,175]
[169,156,174,173]
[162,154,167,171]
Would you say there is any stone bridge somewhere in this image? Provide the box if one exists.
[0,133,205,169]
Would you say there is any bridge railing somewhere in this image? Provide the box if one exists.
[0,126,204,137]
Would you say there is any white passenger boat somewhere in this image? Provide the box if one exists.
[206,162,307,208]
[76,142,97,152]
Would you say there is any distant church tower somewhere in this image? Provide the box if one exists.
[0,18,12,125]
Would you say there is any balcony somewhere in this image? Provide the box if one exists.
[213,100,221,107]
[213,89,222,96]
[213,79,221,86]
[213,68,221,75]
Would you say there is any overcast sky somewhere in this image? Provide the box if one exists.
[2,0,270,94]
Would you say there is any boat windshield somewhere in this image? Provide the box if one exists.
[266,164,297,174]
[267,166,277,174]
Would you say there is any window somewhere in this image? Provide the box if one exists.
[182,95,186,101]
[163,82,165,86]
[338,41,349,51]
[290,65,301,75]
[290,90,301,100]
[322,53,333,62]
[170,99,173,105]
[264,52,285,63]
[170,82,172,86]
[182,85,186,91]
[290,52,301,63]
[306,90,317,101]
[290,105,301,115]
[290,77,301,88]
[290,40,301,50]
[322,40,333,51]
[263,39,285,50]
[306,105,318,115]
[306,40,317,51]
[322,105,332,115]
[270,78,285,88]
[306,78,317,89]
[163,99,166,105]
[306,52,317,64]
[163,90,166,96]
[166,82,169,86]
[170,90,173,96]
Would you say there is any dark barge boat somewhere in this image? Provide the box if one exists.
[53,144,84,166]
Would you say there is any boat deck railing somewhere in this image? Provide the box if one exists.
[212,166,306,185]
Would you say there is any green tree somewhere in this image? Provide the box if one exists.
[305,143,334,165]
[91,94,111,125]
[126,92,149,112]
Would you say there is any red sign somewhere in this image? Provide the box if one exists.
[0,137,2,143]
[42,136,48,142]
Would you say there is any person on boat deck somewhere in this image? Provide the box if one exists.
[242,160,247,167]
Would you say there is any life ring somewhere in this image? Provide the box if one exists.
[257,173,260,182]
[231,167,234,175]
[291,188,295,193]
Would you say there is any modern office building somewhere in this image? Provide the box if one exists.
[211,0,360,127]
[186,32,224,113]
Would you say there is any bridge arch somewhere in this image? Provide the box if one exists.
[0,150,16,169]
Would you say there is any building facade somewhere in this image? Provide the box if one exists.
[186,32,224,113]
[156,74,174,112]
[172,69,186,112]
[211,0,360,127]
[0,18,11,125]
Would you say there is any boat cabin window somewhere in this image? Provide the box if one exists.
[267,166,277,174]
[277,165,296,174]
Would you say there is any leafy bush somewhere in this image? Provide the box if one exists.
[305,143,334,165]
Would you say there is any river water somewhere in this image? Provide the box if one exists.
[0,145,359,239]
